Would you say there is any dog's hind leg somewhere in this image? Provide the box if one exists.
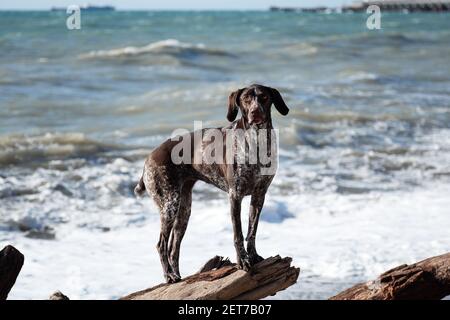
[157,191,181,283]
[168,180,195,279]
[145,163,182,283]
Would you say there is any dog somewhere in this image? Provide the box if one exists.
[135,84,289,283]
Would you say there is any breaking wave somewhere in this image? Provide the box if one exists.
[0,132,126,166]
[78,39,233,61]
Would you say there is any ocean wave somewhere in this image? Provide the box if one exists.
[0,132,125,166]
[278,42,319,57]
[338,70,379,82]
[309,31,435,53]
[78,39,233,61]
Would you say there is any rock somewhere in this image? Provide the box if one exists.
[24,227,56,240]
[0,245,24,300]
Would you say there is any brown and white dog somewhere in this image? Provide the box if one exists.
[135,84,289,283]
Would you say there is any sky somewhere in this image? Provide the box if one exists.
[0,0,349,10]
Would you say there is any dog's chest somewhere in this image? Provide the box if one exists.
[232,164,273,196]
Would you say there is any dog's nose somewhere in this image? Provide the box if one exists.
[249,109,264,125]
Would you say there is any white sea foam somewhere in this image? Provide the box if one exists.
[78,39,230,60]
[0,132,124,166]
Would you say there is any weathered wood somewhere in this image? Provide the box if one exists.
[330,252,450,300]
[198,256,233,273]
[121,255,300,300]
[0,245,25,300]
[49,291,70,300]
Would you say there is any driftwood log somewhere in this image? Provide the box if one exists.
[0,245,24,300]
[121,255,300,300]
[330,252,450,300]
[2,242,449,300]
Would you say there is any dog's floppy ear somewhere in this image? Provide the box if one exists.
[227,88,243,122]
[269,87,289,116]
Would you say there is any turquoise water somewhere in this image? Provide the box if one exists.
[1,11,449,138]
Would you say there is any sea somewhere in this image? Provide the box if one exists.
[0,10,450,299]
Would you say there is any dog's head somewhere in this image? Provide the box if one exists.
[227,84,289,126]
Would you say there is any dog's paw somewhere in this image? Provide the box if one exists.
[166,273,181,284]
[237,255,251,272]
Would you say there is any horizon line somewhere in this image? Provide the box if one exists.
[0,8,274,11]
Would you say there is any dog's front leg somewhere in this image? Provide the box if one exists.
[246,194,265,265]
[229,195,251,271]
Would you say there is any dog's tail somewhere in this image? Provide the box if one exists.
[134,175,146,197]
